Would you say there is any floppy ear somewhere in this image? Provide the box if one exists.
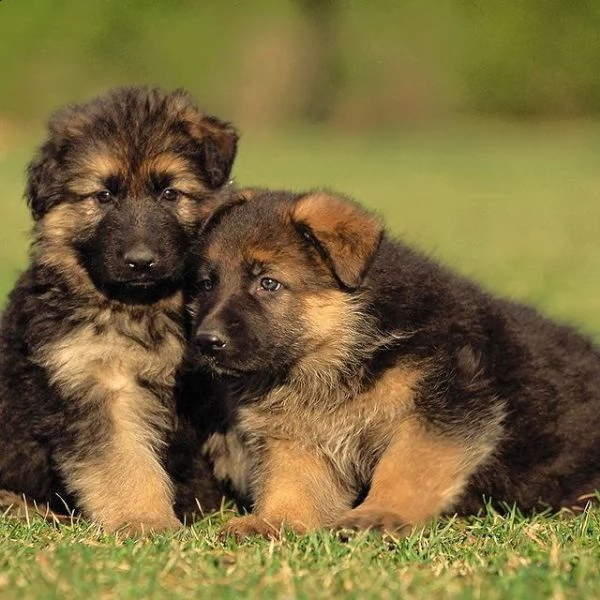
[195,187,263,240]
[292,191,384,290]
[183,112,239,190]
[26,105,88,220]
[25,141,62,221]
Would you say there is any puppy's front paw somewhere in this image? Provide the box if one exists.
[219,515,281,541]
[107,514,182,536]
[334,507,410,535]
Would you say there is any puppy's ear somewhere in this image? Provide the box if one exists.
[195,187,262,241]
[292,191,383,290]
[25,141,61,221]
[183,111,239,190]
[26,105,87,220]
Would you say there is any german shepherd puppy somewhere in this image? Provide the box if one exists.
[0,86,238,533]
[188,189,600,539]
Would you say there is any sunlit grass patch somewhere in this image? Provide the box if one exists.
[1,505,600,599]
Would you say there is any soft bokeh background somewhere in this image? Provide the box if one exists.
[2,0,600,336]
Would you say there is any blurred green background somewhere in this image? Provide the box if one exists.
[1,0,600,336]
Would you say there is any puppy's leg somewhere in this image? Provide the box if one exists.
[221,438,350,540]
[59,386,180,535]
[335,419,485,534]
[65,448,179,536]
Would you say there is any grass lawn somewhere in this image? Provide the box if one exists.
[1,506,599,600]
[1,122,600,598]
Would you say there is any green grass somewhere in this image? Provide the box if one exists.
[2,122,600,598]
[1,506,599,599]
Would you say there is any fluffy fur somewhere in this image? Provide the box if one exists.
[0,86,238,533]
[187,188,600,539]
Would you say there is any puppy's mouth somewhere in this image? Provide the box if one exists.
[102,276,180,304]
[121,278,162,289]
[192,353,252,378]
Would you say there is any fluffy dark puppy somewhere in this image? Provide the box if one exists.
[0,86,238,533]
[187,188,600,539]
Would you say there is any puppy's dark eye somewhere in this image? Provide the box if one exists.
[198,278,214,292]
[95,190,112,204]
[260,277,282,292]
[161,188,180,201]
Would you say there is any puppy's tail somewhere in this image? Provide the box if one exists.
[0,489,73,526]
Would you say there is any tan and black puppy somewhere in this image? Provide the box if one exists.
[188,189,600,539]
[0,86,238,533]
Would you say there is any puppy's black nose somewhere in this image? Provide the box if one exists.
[124,244,157,272]
[195,330,227,353]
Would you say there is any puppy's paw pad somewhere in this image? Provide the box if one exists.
[109,515,182,536]
[334,508,409,535]
[219,515,280,541]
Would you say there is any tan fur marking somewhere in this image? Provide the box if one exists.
[38,310,183,394]
[356,362,423,415]
[292,290,383,392]
[74,369,178,533]
[148,153,191,176]
[145,155,207,197]
[293,192,379,235]
[238,363,424,484]
[35,203,105,296]
[238,187,261,201]
[70,152,211,199]
[256,439,344,528]
[336,418,493,530]
[64,150,124,196]
[39,201,102,246]
[302,290,359,347]
[221,439,348,539]
[35,309,184,532]
[292,192,383,288]
[81,152,122,180]
[175,196,206,228]
[245,248,283,266]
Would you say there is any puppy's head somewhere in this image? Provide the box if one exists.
[188,190,383,379]
[27,86,238,304]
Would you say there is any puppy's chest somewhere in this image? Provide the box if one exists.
[235,364,422,485]
[35,307,184,405]
[238,386,407,480]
